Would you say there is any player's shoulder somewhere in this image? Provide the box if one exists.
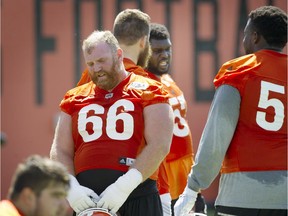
[217,49,281,77]
[222,54,256,73]
[214,53,258,81]
[64,82,95,98]
[128,73,162,88]
[161,74,174,83]
[0,200,18,214]
[126,73,169,103]
[124,58,149,77]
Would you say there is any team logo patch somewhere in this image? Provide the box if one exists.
[127,82,149,90]
[105,93,113,99]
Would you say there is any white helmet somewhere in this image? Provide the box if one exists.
[189,213,207,216]
[77,208,117,216]
[77,207,207,216]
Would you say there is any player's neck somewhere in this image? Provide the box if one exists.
[119,43,139,65]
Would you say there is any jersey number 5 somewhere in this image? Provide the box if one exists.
[256,81,285,131]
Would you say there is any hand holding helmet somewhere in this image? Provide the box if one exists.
[77,207,117,216]
[67,174,99,213]
[97,169,143,214]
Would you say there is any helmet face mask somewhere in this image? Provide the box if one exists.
[77,208,117,216]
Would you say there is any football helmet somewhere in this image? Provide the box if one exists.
[77,208,117,216]
[190,213,207,216]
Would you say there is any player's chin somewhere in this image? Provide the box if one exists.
[158,68,169,74]
[158,65,169,73]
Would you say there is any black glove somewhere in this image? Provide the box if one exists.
[194,193,207,214]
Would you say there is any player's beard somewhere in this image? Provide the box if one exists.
[137,43,152,68]
[147,58,170,76]
[91,60,121,91]
[146,63,161,76]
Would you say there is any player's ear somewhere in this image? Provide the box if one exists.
[139,36,148,48]
[20,187,37,208]
[116,48,124,61]
[253,31,261,44]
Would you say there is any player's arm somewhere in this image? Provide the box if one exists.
[50,111,75,174]
[174,84,240,215]
[188,84,240,191]
[50,111,98,213]
[132,103,174,180]
[97,103,174,214]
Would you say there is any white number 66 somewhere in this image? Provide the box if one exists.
[78,99,134,142]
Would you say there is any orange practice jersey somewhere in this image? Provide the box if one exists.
[60,73,169,178]
[214,50,287,173]
[0,200,23,216]
[146,73,194,161]
[146,72,194,196]
[77,58,148,86]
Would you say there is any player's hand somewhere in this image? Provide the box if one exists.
[174,187,198,216]
[160,193,172,216]
[97,169,143,214]
[194,193,207,214]
[67,174,99,213]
